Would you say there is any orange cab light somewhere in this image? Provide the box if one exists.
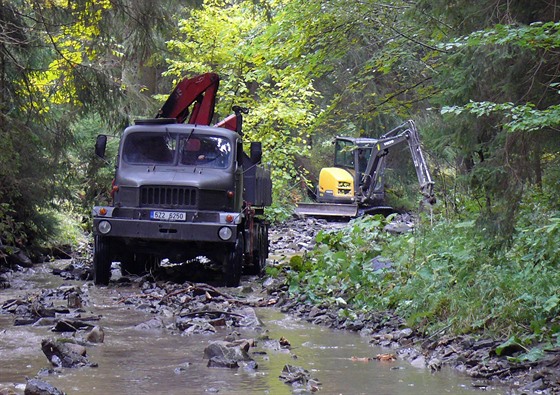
[99,207,108,216]
[110,180,119,198]
[225,214,234,223]
[226,190,234,199]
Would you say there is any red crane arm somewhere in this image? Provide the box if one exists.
[156,72,220,125]
[214,106,248,135]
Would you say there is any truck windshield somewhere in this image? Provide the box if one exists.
[122,132,232,168]
[179,135,231,168]
[122,133,176,164]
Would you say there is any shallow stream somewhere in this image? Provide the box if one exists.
[0,263,505,394]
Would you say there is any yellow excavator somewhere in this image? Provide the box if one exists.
[296,120,435,217]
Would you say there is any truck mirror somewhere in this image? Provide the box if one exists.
[250,142,262,164]
[95,135,107,159]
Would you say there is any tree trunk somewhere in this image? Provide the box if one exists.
[533,142,542,189]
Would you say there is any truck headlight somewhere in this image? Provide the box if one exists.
[218,227,233,241]
[98,220,112,234]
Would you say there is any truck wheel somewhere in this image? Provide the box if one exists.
[93,236,112,285]
[224,232,243,287]
[122,253,158,275]
[259,225,269,274]
[245,225,267,276]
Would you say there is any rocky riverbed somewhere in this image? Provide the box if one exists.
[1,217,559,394]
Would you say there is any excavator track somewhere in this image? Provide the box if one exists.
[295,202,398,218]
[294,202,359,218]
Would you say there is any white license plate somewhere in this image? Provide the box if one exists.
[150,211,186,221]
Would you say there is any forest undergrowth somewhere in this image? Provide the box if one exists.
[283,185,560,362]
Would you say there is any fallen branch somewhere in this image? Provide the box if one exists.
[179,310,245,319]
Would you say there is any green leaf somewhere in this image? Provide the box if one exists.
[543,295,560,313]
[495,336,525,356]
[507,347,545,363]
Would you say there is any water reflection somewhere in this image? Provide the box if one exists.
[255,309,504,395]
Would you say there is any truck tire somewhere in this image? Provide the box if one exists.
[259,225,269,274]
[224,232,243,287]
[245,224,268,276]
[122,253,158,276]
[93,236,112,285]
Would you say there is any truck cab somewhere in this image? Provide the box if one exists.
[92,119,271,286]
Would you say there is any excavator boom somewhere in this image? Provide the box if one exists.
[360,120,434,205]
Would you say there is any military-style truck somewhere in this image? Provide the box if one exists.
[92,73,272,286]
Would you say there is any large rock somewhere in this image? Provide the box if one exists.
[41,339,96,368]
[52,319,94,332]
[134,317,166,330]
[204,340,255,369]
[176,318,216,335]
[0,271,10,289]
[24,379,65,395]
[279,364,321,391]
[0,244,33,268]
[204,340,252,361]
[85,326,105,343]
[52,263,92,281]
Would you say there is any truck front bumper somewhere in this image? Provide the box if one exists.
[92,216,238,244]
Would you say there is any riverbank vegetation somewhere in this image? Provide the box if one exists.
[286,192,559,356]
[1,0,559,348]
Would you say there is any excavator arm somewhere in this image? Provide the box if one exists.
[359,120,435,205]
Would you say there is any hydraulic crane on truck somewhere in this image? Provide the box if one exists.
[93,73,271,286]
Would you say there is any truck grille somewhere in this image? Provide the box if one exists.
[140,186,197,208]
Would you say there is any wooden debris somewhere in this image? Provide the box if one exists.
[376,353,397,362]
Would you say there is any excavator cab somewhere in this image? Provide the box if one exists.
[316,142,351,204]
[317,138,357,203]
[318,137,383,205]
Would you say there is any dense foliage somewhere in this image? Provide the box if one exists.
[1,0,558,342]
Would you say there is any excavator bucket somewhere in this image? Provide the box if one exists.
[294,203,397,218]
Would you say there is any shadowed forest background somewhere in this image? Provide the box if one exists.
[1,0,559,342]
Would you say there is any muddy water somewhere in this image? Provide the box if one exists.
[0,263,505,395]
